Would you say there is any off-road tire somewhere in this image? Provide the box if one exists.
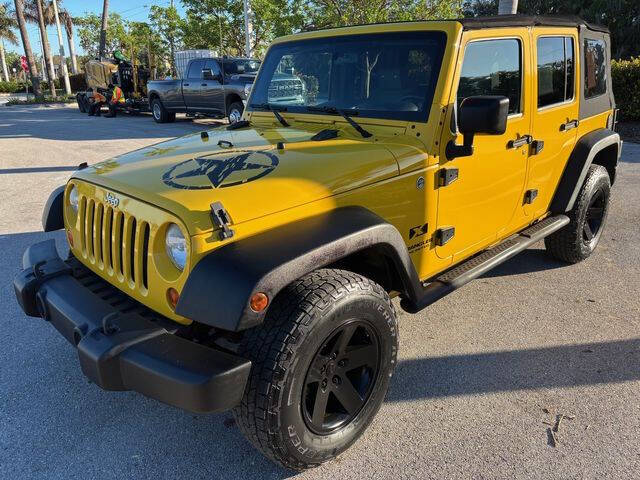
[76,94,87,113]
[228,101,244,124]
[545,164,611,263]
[151,98,174,123]
[233,269,398,470]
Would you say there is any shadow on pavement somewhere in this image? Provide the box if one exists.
[480,247,567,278]
[2,105,225,142]
[2,230,638,478]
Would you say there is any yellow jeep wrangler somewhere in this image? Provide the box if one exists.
[15,15,620,470]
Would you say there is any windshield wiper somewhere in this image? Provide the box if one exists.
[305,106,372,138]
[249,103,290,127]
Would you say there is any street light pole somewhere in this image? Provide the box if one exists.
[243,0,252,57]
[498,0,518,15]
[99,0,109,59]
[51,0,71,95]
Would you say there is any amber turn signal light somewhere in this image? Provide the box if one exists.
[167,288,180,309]
[250,292,269,312]
[66,230,74,248]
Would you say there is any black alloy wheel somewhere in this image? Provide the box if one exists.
[583,187,606,245]
[302,320,380,434]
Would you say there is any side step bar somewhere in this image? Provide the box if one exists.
[400,215,569,313]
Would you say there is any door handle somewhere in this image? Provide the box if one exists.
[183,83,190,86]
[560,119,579,131]
[508,135,532,149]
[201,83,207,87]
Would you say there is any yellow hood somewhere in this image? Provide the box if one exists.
[72,124,401,235]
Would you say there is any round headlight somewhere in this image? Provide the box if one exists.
[165,223,187,271]
[244,83,252,98]
[69,185,79,213]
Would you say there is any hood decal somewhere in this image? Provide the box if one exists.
[162,149,279,190]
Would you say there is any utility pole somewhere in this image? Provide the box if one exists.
[243,0,252,57]
[99,0,109,58]
[498,0,518,15]
[51,0,71,95]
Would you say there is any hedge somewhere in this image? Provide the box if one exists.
[612,57,640,122]
[0,81,22,93]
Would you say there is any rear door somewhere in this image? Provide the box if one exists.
[528,29,580,219]
[183,59,205,111]
[199,59,225,114]
[436,31,532,262]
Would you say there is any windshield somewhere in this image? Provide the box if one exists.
[249,31,446,122]
[223,59,261,75]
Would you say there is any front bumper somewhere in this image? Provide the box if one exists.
[13,240,251,413]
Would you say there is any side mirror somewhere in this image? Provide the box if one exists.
[446,95,509,160]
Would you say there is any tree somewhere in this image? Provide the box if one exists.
[75,12,127,58]
[57,5,77,73]
[24,0,56,95]
[463,0,640,59]
[0,1,17,81]
[13,0,41,96]
[150,3,184,76]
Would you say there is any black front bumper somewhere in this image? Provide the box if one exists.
[13,240,251,413]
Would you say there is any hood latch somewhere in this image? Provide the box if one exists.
[210,201,234,240]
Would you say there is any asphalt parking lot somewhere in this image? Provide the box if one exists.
[1,104,639,479]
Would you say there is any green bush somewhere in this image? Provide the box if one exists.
[0,81,22,93]
[612,57,640,121]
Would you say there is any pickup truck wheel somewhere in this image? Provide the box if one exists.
[151,98,173,123]
[233,269,398,470]
[228,101,244,124]
[545,164,611,263]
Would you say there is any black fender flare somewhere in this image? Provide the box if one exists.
[550,128,621,213]
[175,207,421,332]
[42,185,65,232]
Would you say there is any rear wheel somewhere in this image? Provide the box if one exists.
[233,269,398,470]
[76,93,86,113]
[227,101,244,124]
[151,98,174,123]
[545,164,611,263]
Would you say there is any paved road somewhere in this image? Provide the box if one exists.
[1,105,639,479]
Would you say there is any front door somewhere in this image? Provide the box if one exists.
[183,59,205,111]
[436,32,532,262]
[528,30,580,219]
[199,59,225,114]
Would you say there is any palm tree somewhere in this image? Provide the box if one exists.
[13,0,41,96]
[0,1,18,81]
[58,8,76,73]
[24,0,56,96]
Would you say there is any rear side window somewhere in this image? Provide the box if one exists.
[584,38,607,98]
[458,38,522,115]
[187,60,205,79]
[537,36,575,108]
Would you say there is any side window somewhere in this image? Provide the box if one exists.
[204,60,221,79]
[187,60,205,79]
[537,36,575,108]
[458,38,522,115]
[584,38,607,98]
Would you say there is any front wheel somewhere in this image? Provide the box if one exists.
[233,269,398,470]
[545,164,611,263]
[227,101,244,124]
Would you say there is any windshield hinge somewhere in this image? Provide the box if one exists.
[210,202,234,240]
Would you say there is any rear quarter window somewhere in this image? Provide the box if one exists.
[584,38,607,99]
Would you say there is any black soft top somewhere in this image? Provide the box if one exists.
[459,14,609,34]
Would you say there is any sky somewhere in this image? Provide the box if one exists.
[7,1,186,56]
